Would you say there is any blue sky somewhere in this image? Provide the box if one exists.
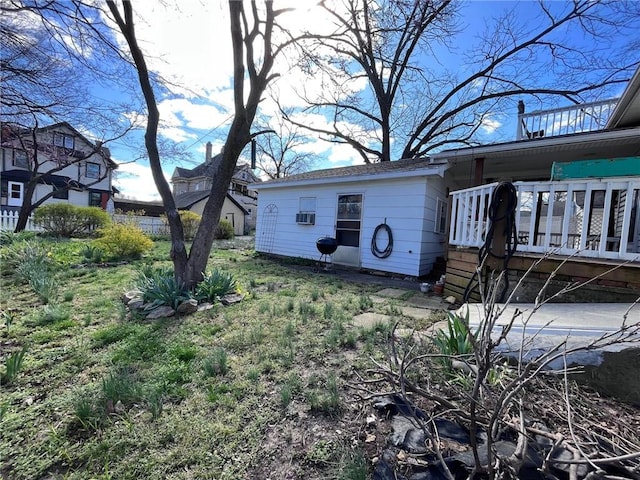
[101,1,638,201]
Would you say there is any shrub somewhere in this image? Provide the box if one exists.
[134,266,192,309]
[214,219,234,239]
[194,269,237,303]
[179,210,201,240]
[93,223,153,260]
[34,204,110,237]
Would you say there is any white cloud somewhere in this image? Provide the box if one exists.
[113,161,171,202]
[481,117,502,134]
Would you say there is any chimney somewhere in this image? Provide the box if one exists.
[205,142,212,163]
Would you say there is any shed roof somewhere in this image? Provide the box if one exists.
[252,157,444,189]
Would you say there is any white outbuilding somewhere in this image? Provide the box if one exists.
[252,158,449,277]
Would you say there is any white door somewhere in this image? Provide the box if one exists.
[333,194,362,267]
[7,181,24,207]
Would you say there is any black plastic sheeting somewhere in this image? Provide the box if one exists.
[371,395,630,480]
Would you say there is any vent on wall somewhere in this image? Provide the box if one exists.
[295,212,315,225]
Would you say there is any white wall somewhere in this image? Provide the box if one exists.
[255,175,447,277]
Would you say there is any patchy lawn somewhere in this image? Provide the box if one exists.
[0,236,443,479]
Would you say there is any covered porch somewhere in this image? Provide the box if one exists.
[445,177,640,302]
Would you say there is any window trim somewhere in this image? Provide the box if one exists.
[88,191,102,207]
[54,133,75,149]
[86,162,101,179]
[13,150,28,168]
[435,198,448,234]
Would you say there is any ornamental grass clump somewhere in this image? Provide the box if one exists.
[134,266,192,310]
[194,269,237,303]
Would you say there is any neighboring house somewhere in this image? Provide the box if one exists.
[0,122,117,212]
[434,66,640,302]
[252,159,448,277]
[171,142,260,234]
[174,190,248,237]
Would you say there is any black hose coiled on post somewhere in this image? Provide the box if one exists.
[463,182,518,303]
[371,223,393,258]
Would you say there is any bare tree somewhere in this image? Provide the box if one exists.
[288,0,640,162]
[254,110,316,179]
[106,0,294,288]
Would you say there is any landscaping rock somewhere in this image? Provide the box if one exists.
[220,293,244,305]
[145,305,175,319]
[121,290,141,304]
[176,299,199,315]
[197,302,215,312]
[127,299,145,311]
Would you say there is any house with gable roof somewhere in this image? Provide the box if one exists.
[170,142,260,235]
[0,121,117,212]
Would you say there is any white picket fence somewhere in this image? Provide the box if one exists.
[0,210,167,235]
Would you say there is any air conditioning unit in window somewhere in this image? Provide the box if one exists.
[295,212,315,225]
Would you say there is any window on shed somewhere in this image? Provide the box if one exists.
[435,198,448,234]
[299,197,316,213]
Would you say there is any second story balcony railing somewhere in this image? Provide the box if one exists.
[517,98,619,140]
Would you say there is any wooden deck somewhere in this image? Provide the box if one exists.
[444,247,640,303]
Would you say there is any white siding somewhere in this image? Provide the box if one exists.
[255,175,447,277]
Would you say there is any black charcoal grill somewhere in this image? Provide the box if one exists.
[315,237,338,271]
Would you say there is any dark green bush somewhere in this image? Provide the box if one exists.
[214,219,234,240]
[34,204,110,237]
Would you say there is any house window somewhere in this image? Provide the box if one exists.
[13,150,28,168]
[86,162,100,179]
[435,198,448,234]
[52,186,69,199]
[54,133,75,149]
[89,191,102,207]
[299,197,316,213]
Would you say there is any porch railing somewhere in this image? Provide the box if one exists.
[517,98,618,140]
[449,178,640,261]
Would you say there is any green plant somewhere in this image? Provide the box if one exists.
[1,310,16,331]
[73,394,102,431]
[0,402,8,422]
[433,310,478,358]
[179,210,201,240]
[101,369,142,413]
[36,304,70,324]
[194,269,237,303]
[29,271,58,304]
[358,295,373,311]
[337,449,368,480]
[94,223,153,260]
[214,219,234,239]
[203,347,228,377]
[79,244,105,263]
[134,266,192,309]
[1,348,27,385]
[34,204,110,237]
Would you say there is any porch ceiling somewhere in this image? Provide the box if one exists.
[434,127,640,188]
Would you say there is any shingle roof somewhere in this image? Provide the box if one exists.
[255,157,432,186]
[172,157,260,182]
[174,190,249,214]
